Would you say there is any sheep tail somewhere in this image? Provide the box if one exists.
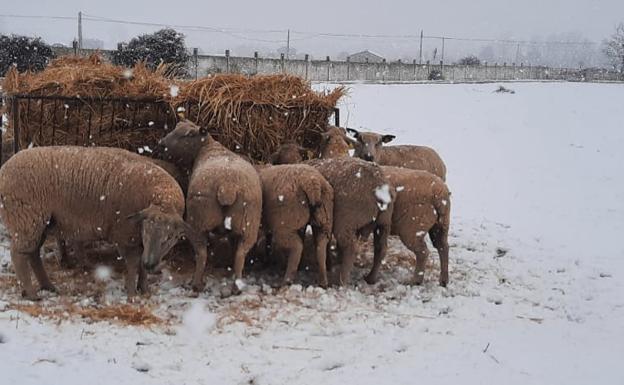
[217,182,238,207]
[302,179,323,207]
[308,180,333,234]
[433,192,451,231]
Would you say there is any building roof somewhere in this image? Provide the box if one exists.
[347,50,385,60]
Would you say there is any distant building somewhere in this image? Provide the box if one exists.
[347,50,385,63]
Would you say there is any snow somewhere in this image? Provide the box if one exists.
[169,84,180,98]
[374,183,392,210]
[94,265,112,282]
[224,216,232,230]
[1,82,624,384]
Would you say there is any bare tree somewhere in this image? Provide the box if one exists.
[603,23,624,71]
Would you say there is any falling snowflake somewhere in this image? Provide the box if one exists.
[375,184,392,211]
[169,84,180,97]
[224,216,232,230]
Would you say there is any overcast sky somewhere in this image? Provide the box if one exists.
[1,0,622,60]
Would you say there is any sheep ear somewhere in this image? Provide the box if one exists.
[127,209,147,223]
[180,220,205,247]
[381,134,396,143]
[269,151,280,164]
[346,128,360,139]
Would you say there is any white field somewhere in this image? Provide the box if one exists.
[1,82,623,385]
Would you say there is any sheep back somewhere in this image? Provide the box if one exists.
[258,164,333,235]
[381,166,450,234]
[379,145,447,181]
[0,146,185,248]
[307,157,393,235]
[186,142,262,238]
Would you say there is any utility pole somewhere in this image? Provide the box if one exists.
[286,29,290,60]
[441,37,445,63]
[419,30,423,64]
[78,11,83,49]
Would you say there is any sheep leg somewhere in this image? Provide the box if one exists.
[138,263,149,294]
[275,231,304,286]
[57,239,79,269]
[337,235,357,286]
[429,226,449,287]
[365,225,390,285]
[120,246,142,300]
[191,239,209,292]
[314,231,330,288]
[408,236,430,286]
[28,250,56,293]
[231,236,255,293]
[11,248,39,301]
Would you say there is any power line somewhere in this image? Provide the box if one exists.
[0,14,76,21]
[0,13,599,46]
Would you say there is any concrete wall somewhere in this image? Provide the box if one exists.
[52,47,622,83]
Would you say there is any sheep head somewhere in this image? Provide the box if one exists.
[346,128,395,162]
[158,120,211,167]
[127,204,195,272]
[270,142,307,164]
[319,126,353,159]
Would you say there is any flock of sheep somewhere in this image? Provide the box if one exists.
[0,120,450,301]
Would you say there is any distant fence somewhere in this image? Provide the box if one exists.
[52,47,623,83]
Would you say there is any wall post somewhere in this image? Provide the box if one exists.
[304,54,309,80]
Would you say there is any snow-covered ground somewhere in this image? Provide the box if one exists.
[1,82,623,385]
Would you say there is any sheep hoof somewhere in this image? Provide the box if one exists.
[40,284,58,293]
[60,259,77,269]
[191,283,205,293]
[21,291,41,302]
[364,274,378,285]
[230,283,242,296]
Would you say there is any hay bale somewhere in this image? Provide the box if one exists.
[2,55,345,161]
[1,54,177,152]
[175,74,345,162]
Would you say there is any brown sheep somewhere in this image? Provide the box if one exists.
[0,146,193,300]
[158,120,262,292]
[319,126,352,160]
[269,142,307,165]
[55,157,187,268]
[313,129,451,285]
[381,166,451,286]
[346,128,447,181]
[305,157,395,285]
[258,164,333,287]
